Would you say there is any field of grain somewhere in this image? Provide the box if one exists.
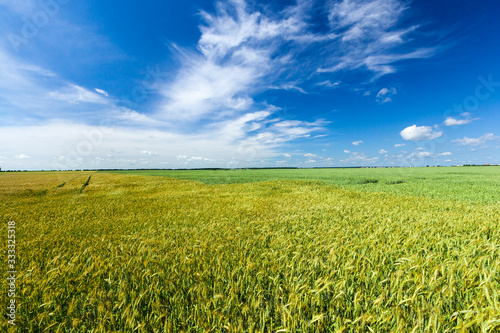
[1,168,500,332]
[104,166,500,203]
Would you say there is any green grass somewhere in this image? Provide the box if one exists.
[102,166,500,203]
[1,169,499,332]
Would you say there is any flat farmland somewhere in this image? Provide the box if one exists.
[1,167,499,332]
[105,166,500,203]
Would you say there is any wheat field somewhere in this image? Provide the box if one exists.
[1,169,499,332]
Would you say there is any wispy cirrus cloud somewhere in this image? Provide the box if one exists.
[0,49,153,128]
[0,49,120,124]
[444,113,479,126]
[340,151,379,164]
[376,87,396,104]
[157,0,439,122]
[452,133,498,146]
[95,88,108,97]
[157,0,303,122]
[315,80,341,88]
[0,0,125,125]
[48,84,110,105]
[405,151,452,160]
[14,153,31,159]
[320,0,438,78]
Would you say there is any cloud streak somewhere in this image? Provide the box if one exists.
[321,0,437,78]
[452,133,497,146]
[444,114,478,126]
[376,87,396,104]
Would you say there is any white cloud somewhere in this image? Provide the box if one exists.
[443,112,480,126]
[269,83,308,94]
[405,151,451,160]
[323,0,437,78]
[379,149,388,154]
[452,133,498,146]
[49,84,109,105]
[329,0,406,42]
[95,88,108,97]
[408,151,433,159]
[177,155,215,162]
[0,121,257,169]
[352,140,363,146]
[157,0,309,121]
[197,1,303,60]
[376,87,397,104]
[141,150,159,156]
[315,80,341,88]
[268,118,327,141]
[158,59,258,120]
[283,153,291,158]
[305,159,316,163]
[400,125,442,141]
[0,113,326,170]
[14,154,31,159]
[340,153,378,164]
[341,149,379,164]
[415,151,432,158]
[304,153,317,158]
[394,143,405,147]
[113,109,167,126]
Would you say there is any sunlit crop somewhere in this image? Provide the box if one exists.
[1,169,499,332]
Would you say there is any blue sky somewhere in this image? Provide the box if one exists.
[0,0,499,170]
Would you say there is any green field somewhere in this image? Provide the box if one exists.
[1,167,500,332]
[104,166,500,203]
